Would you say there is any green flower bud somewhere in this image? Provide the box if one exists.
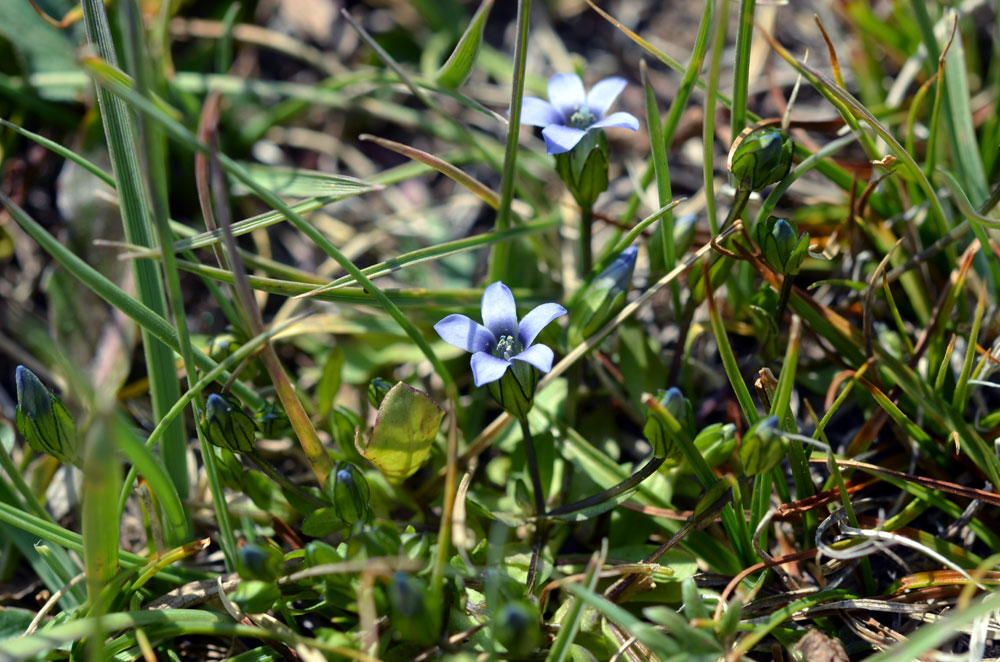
[231,579,281,613]
[728,127,793,192]
[567,246,638,346]
[554,130,609,208]
[387,572,439,646]
[739,415,785,476]
[15,366,78,466]
[486,360,538,420]
[238,542,284,582]
[323,462,372,526]
[643,387,694,461]
[367,377,394,409]
[203,394,256,454]
[693,423,738,468]
[254,401,289,438]
[493,600,543,656]
[754,216,809,276]
[207,333,242,362]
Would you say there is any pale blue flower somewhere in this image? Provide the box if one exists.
[434,282,567,387]
[518,73,639,154]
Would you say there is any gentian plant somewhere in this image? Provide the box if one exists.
[519,73,640,276]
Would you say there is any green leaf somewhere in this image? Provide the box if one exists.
[436,0,494,89]
[232,163,381,198]
[355,382,445,484]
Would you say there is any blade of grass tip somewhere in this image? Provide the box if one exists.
[0,192,262,408]
[487,0,530,282]
[703,0,729,234]
[358,134,500,208]
[80,0,189,498]
[953,285,986,414]
[731,0,755,137]
[82,56,458,399]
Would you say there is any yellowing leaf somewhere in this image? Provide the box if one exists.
[355,382,444,484]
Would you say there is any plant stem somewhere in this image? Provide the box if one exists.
[520,417,545,518]
[579,205,594,277]
[548,456,665,517]
[247,453,327,508]
[520,415,546,591]
[488,0,531,282]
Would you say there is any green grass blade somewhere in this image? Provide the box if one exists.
[487,0,530,281]
[80,0,188,497]
[730,0,755,137]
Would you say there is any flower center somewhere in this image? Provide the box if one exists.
[493,334,523,361]
[568,106,597,129]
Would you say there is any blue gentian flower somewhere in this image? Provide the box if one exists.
[519,73,640,154]
[434,282,567,387]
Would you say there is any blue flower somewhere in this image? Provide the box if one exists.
[434,282,567,387]
[518,73,639,154]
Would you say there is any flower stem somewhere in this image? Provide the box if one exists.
[519,417,546,519]
[519,415,547,591]
[579,205,594,277]
[547,456,665,517]
[246,452,327,509]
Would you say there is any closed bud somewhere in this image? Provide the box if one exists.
[728,127,793,192]
[739,415,786,476]
[387,572,439,646]
[755,216,809,276]
[324,462,372,526]
[238,541,284,582]
[643,387,693,461]
[493,600,543,656]
[693,423,738,468]
[367,377,394,409]
[554,130,609,208]
[207,333,242,362]
[486,361,538,420]
[204,394,256,454]
[568,246,638,346]
[15,366,78,466]
[254,401,289,438]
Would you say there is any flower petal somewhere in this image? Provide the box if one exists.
[547,73,586,116]
[586,76,627,118]
[518,302,567,347]
[470,351,511,387]
[434,314,495,354]
[512,344,554,373]
[542,125,587,154]
[518,97,563,127]
[590,111,640,131]
[481,281,519,337]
